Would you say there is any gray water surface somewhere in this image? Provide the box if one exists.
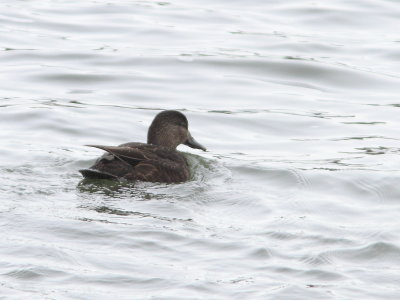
[1,0,400,299]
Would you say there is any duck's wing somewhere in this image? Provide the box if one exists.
[85,145,149,165]
[79,144,147,180]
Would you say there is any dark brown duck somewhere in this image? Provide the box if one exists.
[79,110,206,183]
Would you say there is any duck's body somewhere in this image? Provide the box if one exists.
[79,110,206,183]
[80,142,190,183]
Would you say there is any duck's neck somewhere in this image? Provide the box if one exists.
[147,128,179,150]
[148,136,176,149]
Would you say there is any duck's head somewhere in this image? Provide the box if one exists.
[147,110,206,151]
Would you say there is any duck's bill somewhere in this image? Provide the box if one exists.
[185,132,206,151]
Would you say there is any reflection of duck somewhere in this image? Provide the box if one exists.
[79,110,206,183]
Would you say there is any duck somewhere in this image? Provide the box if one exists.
[79,110,206,183]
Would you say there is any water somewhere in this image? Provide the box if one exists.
[1,0,400,299]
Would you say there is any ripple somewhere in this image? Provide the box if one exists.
[5,266,67,280]
[333,242,400,264]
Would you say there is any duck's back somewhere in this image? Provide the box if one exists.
[80,142,190,183]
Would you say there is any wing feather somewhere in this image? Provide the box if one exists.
[86,145,148,164]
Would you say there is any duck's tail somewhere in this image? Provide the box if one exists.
[79,168,118,180]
